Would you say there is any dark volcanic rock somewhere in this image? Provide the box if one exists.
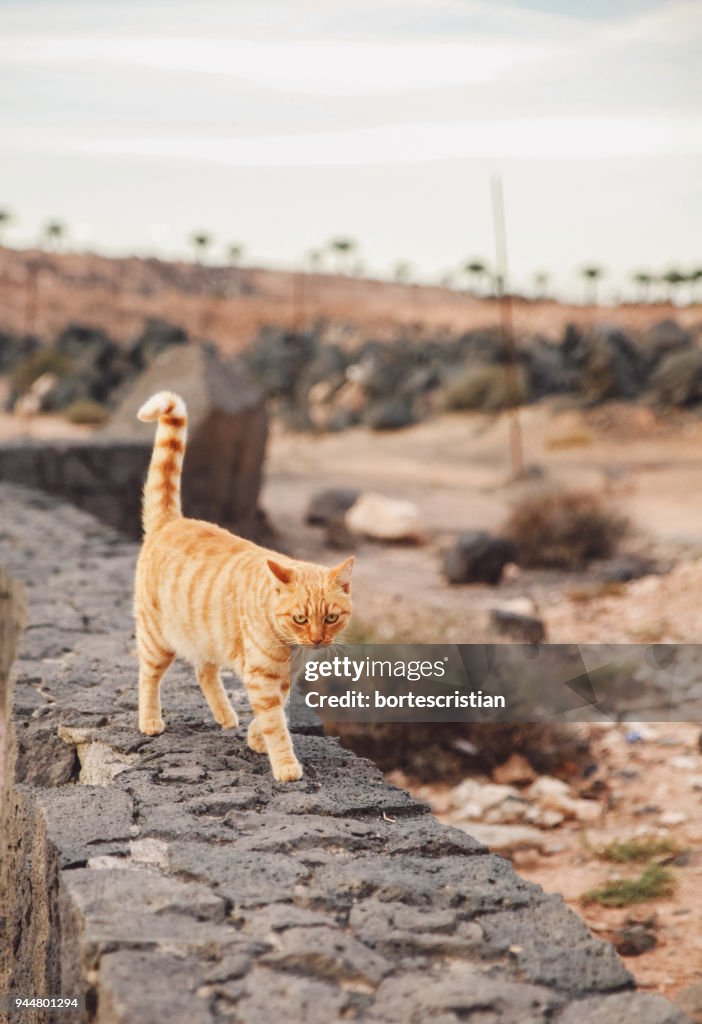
[651,348,702,406]
[362,397,415,431]
[443,531,517,585]
[305,487,360,526]
[491,608,546,644]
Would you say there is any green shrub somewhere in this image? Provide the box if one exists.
[10,348,72,393]
[583,864,675,907]
[506,489,628,569]
[441,363,528,412]
[64,399,109,425]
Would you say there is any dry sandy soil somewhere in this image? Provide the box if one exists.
[262,402,702,644]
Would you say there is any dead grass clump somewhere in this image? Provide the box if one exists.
[64,399,109,425]
[506,489,629,569]
[440,364,528,413]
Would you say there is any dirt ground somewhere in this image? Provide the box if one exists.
[262,401,702,643]
[395,722,702,1003]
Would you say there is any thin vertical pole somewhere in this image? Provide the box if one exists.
[491,174,525,479]
[292,267,306,335]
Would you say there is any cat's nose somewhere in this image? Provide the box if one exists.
[310,633,324,645]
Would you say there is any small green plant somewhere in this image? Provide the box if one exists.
[440,364,528,413]
[506,489,628,569]
[582,864,675,907]
[601,837,683,863]
[10,348,72,393]
[64,399,109,425]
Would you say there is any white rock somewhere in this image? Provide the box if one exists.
[670,756,698,771]
[528,776,571,800]
[345,492,424,542]
[456,822,547,854]
[451,781,519,814]
[525,806,565,828]
[491,596,537,617]
[660,810,688,826]
[485,796,530,825]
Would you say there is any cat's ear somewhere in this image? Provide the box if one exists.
[267,559,294,586]
[330,556,355,593]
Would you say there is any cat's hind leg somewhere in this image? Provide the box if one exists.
[197,663,239,729]
[137,625,174,736]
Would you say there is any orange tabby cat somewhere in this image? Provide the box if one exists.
[133,391,353,782]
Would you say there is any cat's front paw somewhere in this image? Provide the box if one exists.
[140,717,165,736]
[217,709,239,730]
[273,758,303,783]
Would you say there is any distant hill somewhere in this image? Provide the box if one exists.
[0,246,696,354]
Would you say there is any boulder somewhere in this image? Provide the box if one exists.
[345,492,424,543]
[443,532,516,585]
[128,318,189,371]
[306,488,361,526]
[651,349,702,406]
[642,320,692,365]
[102,343,268,539]
[362,398,415,431]
[491,608,546,644]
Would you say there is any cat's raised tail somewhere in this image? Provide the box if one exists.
[137,391,188,536]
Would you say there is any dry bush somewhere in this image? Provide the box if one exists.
[440,363,528,413]
[63,399,109,425]
[330,722,593,784]
[506,489,628,569]
[10,349,71,393]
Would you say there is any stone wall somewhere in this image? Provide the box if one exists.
[0,482,688,1024]
[0,344,269,542]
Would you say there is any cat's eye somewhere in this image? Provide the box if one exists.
[292,614,308,625]
[325,613,339,624]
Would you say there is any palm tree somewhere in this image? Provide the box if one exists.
[306,249,323,272]
[580,264,605,305]
[227,243,244,267]
[0,208,12,244]
[328,237,356,275]
[632,270,653,303]
[661,268,686,304]
[393,260,412,284]
[190,231,213,264]
[43,219,66,251]
[533,270,550,300]
[464,260,488,296]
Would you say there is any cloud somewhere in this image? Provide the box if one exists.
[1,35,559,96]
[75,113,701,166]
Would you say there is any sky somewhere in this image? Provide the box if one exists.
[0,0,700,299]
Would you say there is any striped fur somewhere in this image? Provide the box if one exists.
[137,391,187,535]
[134,390,353,782]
